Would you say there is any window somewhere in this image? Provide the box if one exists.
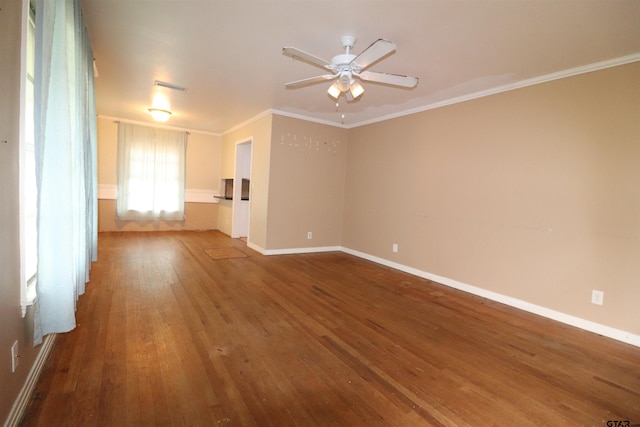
[20,0,37,316]
[116,123,187,220]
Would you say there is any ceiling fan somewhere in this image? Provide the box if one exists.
[283,35,419,100]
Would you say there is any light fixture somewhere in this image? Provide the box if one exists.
[349,81,364,98]
[148,91,172,122]
[327,82,341,99]
[148,107,172,122]
[327,72,365,100]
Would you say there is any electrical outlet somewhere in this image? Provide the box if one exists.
[591,290,604,306]
[392,243,398,253]
[11,340,19,373]
[307,232,312,240]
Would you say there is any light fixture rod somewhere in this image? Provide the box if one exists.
[154,80,187,92]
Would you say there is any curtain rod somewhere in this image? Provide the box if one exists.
[112,120,190,135]
[102,115,220,136]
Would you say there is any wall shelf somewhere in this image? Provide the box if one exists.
[217,178,250,201]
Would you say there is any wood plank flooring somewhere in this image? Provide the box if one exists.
[20,231,640,426]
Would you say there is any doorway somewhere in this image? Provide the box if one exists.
[232,140,252,239]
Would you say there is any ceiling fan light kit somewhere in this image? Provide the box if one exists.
[349,81,364,98]
[327,82,342,98]
[283,35,418,101]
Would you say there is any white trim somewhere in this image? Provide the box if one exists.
[222,107,353,136]
[97,55,640,136]
[246,241,640,348]
[222,109,273,135]
[246,241,265,254]
[223,109,345,136]
[222,54,640,133]
[231,138,253,238]
[97,184,220,204]
[20,278,36,318]
[99,115,221,136]
[263,245,342,256]
[270,109,349,129]
[340,246,640,349]
[346,53,640,129]
[108,55,639,136]
[4,334,57,427]
[185,189,221,204]
[246,242,342,256]
[98,184,117,200]
[18,0,37,320]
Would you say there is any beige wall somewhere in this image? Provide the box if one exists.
[98,200,219,232]
[0,1,40,423]
[219,113,349,251]
[343,62,640,335]
[97,117,221,231]
[220,114,273,248]
[267,114,348,249]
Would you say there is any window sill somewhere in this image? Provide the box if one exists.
[21,279,37,318]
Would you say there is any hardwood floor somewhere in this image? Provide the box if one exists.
[20,231,640,426]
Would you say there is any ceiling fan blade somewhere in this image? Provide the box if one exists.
[351,39,396,71]
[284,74,337,88]
[358,71,419,88]
[283,47,331,70]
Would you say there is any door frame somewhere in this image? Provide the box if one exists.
[231,139,253,239]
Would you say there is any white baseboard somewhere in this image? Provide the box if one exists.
[246,241,265,254]
[247,242,342,256]
[4,334,57,427]
[341,246,640,349]
[251,242,640,348]
[263,245,342,256]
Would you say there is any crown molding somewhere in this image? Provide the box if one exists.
[222,109,273,136]
[270,109,349,129]
[347,53,640,129]
[223,54,640,133]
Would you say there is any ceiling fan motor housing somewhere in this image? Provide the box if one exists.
[331,53,357,67]
[331,52,360,92]
[337,70,352,91]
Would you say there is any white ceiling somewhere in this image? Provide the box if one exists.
[79,0,640,134]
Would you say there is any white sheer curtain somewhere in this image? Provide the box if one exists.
[116,123,187,221]
[33,0,97,345]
